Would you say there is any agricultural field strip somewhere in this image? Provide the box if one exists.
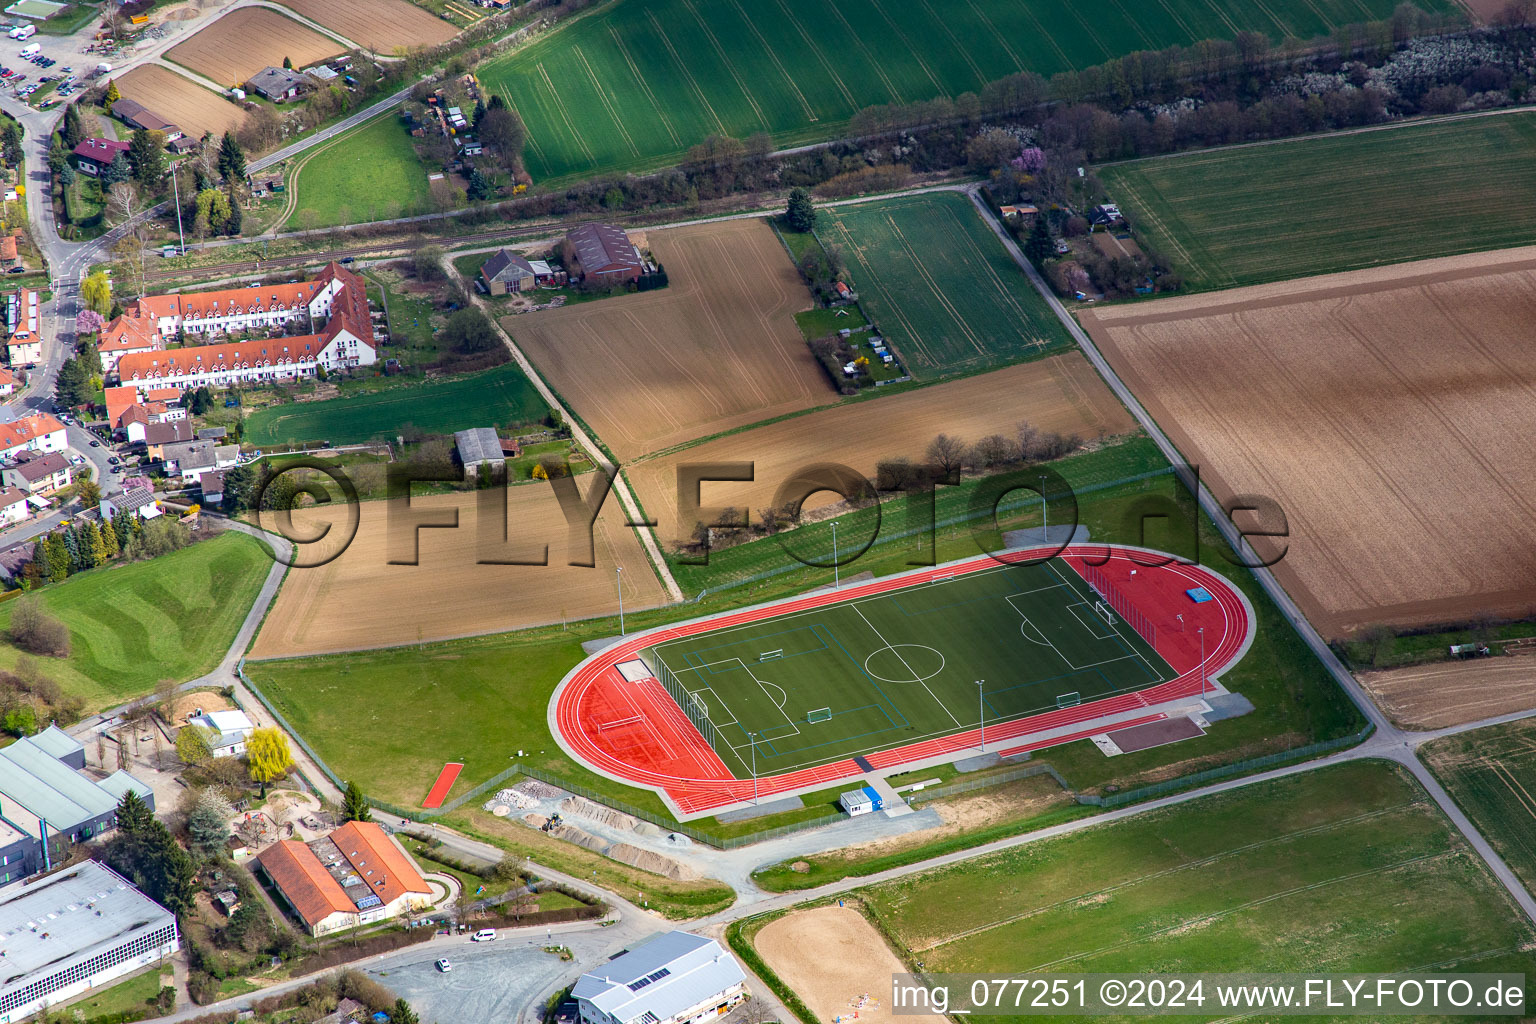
[909,802,1417,951]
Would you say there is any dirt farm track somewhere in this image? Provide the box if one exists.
[508,218,832,463]
[271,0,458,53]
[167,8,343,87]
[1080,246,1536,636]
[248,487,664,659]
[628,353,1136,544]
[115,65,247,140]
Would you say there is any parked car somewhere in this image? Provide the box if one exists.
[88,439,99,447]
[435,959,452,972]
[471,929,496,942]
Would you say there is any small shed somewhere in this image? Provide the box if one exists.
[839,786,882,816]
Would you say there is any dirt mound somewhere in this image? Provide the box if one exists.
[606,843,699,880]
[561,796,638,831]
[551,825,608,852]
[522,813,548,829]
[514,779,566,801]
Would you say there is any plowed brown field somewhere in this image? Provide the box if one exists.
[505,218,833,463]
[168,8,343,88]
[1358,658,1536,730]
[1080,246,1536,636]
[249,486,664,658]
[116,65,246,139]
[628,353,1135,544]
[271,0,457,52]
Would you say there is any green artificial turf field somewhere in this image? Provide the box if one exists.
[1100,111,1536,291]
[646,559,1171,777]
[817,192,1072,377]
[859,761,1536,994]
[0,532,271,711]
[478,0,1454,182]
[286,113,430,231]
[243,362,549,446]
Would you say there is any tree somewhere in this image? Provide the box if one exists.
[104,79,120,106]
[176,724,213,765]
[62,102,84,148]
[784,187,817,233]
[466,167,494,201]
[59,161,77,189]
[217,130,246,182]
[75,473,102,512]
[8,599,69,656]
[412,244,446,281]
[193,187,233,236]
[101,151,131,187]
[55,356,92,407]
[341,780,373,823]
[245,727,292,796]
[282,55,293,70]
[1024,214,1054,266]
[391,999,420,1024]
[926,434,966,480]
[116,789,154,835]
[477,105,526,173]
[442,308,497,354]
[128,129,166,187]
[185,789,233,857]
[221,463,257,513]
[83,270,114,315]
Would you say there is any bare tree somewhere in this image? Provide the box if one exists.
[926,434,966,480]
[875,457,919,492]
[969,434,1018,470]
[106,180,138,226]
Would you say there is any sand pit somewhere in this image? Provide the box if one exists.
[508,218,832,463]
[249,485,666,658]
[1080,246,1536,636]
[629,353,1135,544]
[1358,657,1536,729]
[756,906,944,1024]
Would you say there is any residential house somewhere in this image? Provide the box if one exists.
[480,249,536,295]
[199,470,225,506]
[72,137,130,176]
[185,708,253,757]
[0,413,66,460]
[114,263,376,392]
[0,485,27,526]
[0,231,18,270]
[0,366,14,396]
[100,487,161,522]
[562,224,643,285]
[162,439,237,484]
[258,820,431,937]
[2,450,70,496]
[98,311,163,374]
[573,932,748,1024]
[110,98,183,141]
[5,288,40,366]
[167,135,199,155]
[144,419,193,459]
[247,66,309,103]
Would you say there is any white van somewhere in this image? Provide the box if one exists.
[471,928,497,942]
[10,25,35,41]
[19,42,40,57]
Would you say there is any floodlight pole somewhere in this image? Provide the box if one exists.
[616,566,624,635]
[1039,474,1048,544]
[976,679,985,752]
[750,732,759,804]
[1198,626,1206,696]
[831,520,840,589]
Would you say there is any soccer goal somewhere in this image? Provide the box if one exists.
[1094,601,1116,625]
[807,707,832,724]
[1055,692,1082,708]
[759,649,784,662]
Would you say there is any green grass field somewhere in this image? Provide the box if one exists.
[1424,719,1536,898]
[478,0,1453,182]
[649,560,1170,777]
[858,761,1536,1010]
[0,532,271,712]
[287,113,430,231]
[243,362,549,446]
[1100,112,1536,291]
[818,192,1072,376]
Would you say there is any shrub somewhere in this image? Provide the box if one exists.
[8,600,69,657]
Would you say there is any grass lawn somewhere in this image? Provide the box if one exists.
[818,192,1073,377]
[793,305,868,340]
[1100,111,1536,291]
[370,268,443,367]
[243,362,550,446]
[1423,719,1536,898]
[64,966,166,1019]
[286,113,430,231]
[852,761,1536,1001]
[476,0,1453,183]
[0,532,271,712]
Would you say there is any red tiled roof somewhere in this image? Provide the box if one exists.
[100,312,161,353]
[0,413,63,452]
[259,841,355,929]
[72,137,130,164]
[117,336,325,382]
[145,387,181,402]
[329,821,430,907]
[105,385,138,427]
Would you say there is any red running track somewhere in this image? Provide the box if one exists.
[551,546,1253,815]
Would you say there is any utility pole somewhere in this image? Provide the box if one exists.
[170,161,185,257]
[1039,473,1048,544]
[976,680,985,752]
